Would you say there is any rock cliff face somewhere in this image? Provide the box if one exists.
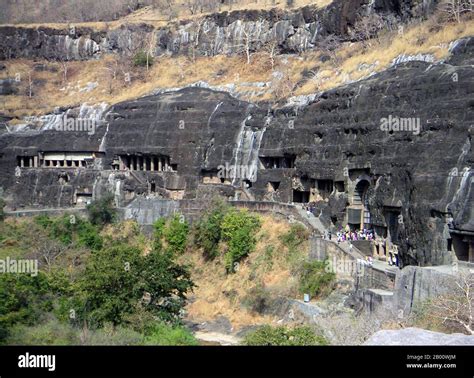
[1,36,472,268]
[0,0,438,60]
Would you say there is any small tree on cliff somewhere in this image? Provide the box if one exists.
[86,194,116,227]
[439,0,473,23]
[349,13,385,48]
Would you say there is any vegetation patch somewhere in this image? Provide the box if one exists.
[243,325,328,346]
[221,209,261,273]
[298,260,335,299]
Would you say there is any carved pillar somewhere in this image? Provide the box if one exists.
[34,156,38,168]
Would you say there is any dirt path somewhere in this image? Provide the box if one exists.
[194,331,242,346]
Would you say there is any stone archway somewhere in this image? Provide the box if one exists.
[354,178,371,229]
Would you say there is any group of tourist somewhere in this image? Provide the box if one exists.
[304,204,317,217]
[335,229,374,243]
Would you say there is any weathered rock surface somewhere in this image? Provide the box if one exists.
[0,78,19,95]
[0,0,439,61]
[364,327,474,345]
[0,27,472,268]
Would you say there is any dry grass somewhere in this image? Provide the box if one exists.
[1,0,333,30]
[181,214,306,330]
[0,53,274,118]
[295,19,474,95]
[1,17,473,120]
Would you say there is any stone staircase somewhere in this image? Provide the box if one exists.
[294,205,326,235]
[295,204,398,312]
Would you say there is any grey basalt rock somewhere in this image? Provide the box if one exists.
[0,30,472,269]
[0,78,19,95]
[364,327,474,345]
[0,0,439,61]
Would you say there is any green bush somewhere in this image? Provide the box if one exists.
[143,322,197,346]
[280,224,309,250]
[77,220,103,251]
[299,260,335,298]
[82,323,144,345]
[35,214,102,250]
[241,283,277,314]
[164,214,189,255]
[86,194,116,227]
[221,209,261,273]
[194,201,228,260]
[152,218,166,252]
[6,318,79,345]
[133,50,153,67]
[243,325,327,346]
[0,273,53,343]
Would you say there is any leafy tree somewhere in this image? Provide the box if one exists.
[76,244,194,328]
[77,220,103,251]
[76,244,143,328]
[221,209,261,273]
[86,194,116,227]
[139,250,194,323]
[152,218,166,252]
[164,214,189,255]
[0,273,52,342]
[194,201,228,260]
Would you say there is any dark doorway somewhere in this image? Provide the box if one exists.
[293,190,310,203]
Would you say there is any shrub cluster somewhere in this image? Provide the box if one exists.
[243,325,328,346]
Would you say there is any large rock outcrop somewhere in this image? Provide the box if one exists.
[0,0,439,61]
[0,31,472,268]
[364,327,474,345]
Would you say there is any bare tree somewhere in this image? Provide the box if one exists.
[186,0,200,15]
[429,271,474,334]
[146,32,157,71]
[31,238,67,272]
[103,57,120,94]
[271,69,296,101]
[319,35,342,67]
[235,21,265,65]
[27,70,34,98]
[57,54,71,86]
[262,39,279,71]
[439,0,473,23]
[349,13,385,48]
